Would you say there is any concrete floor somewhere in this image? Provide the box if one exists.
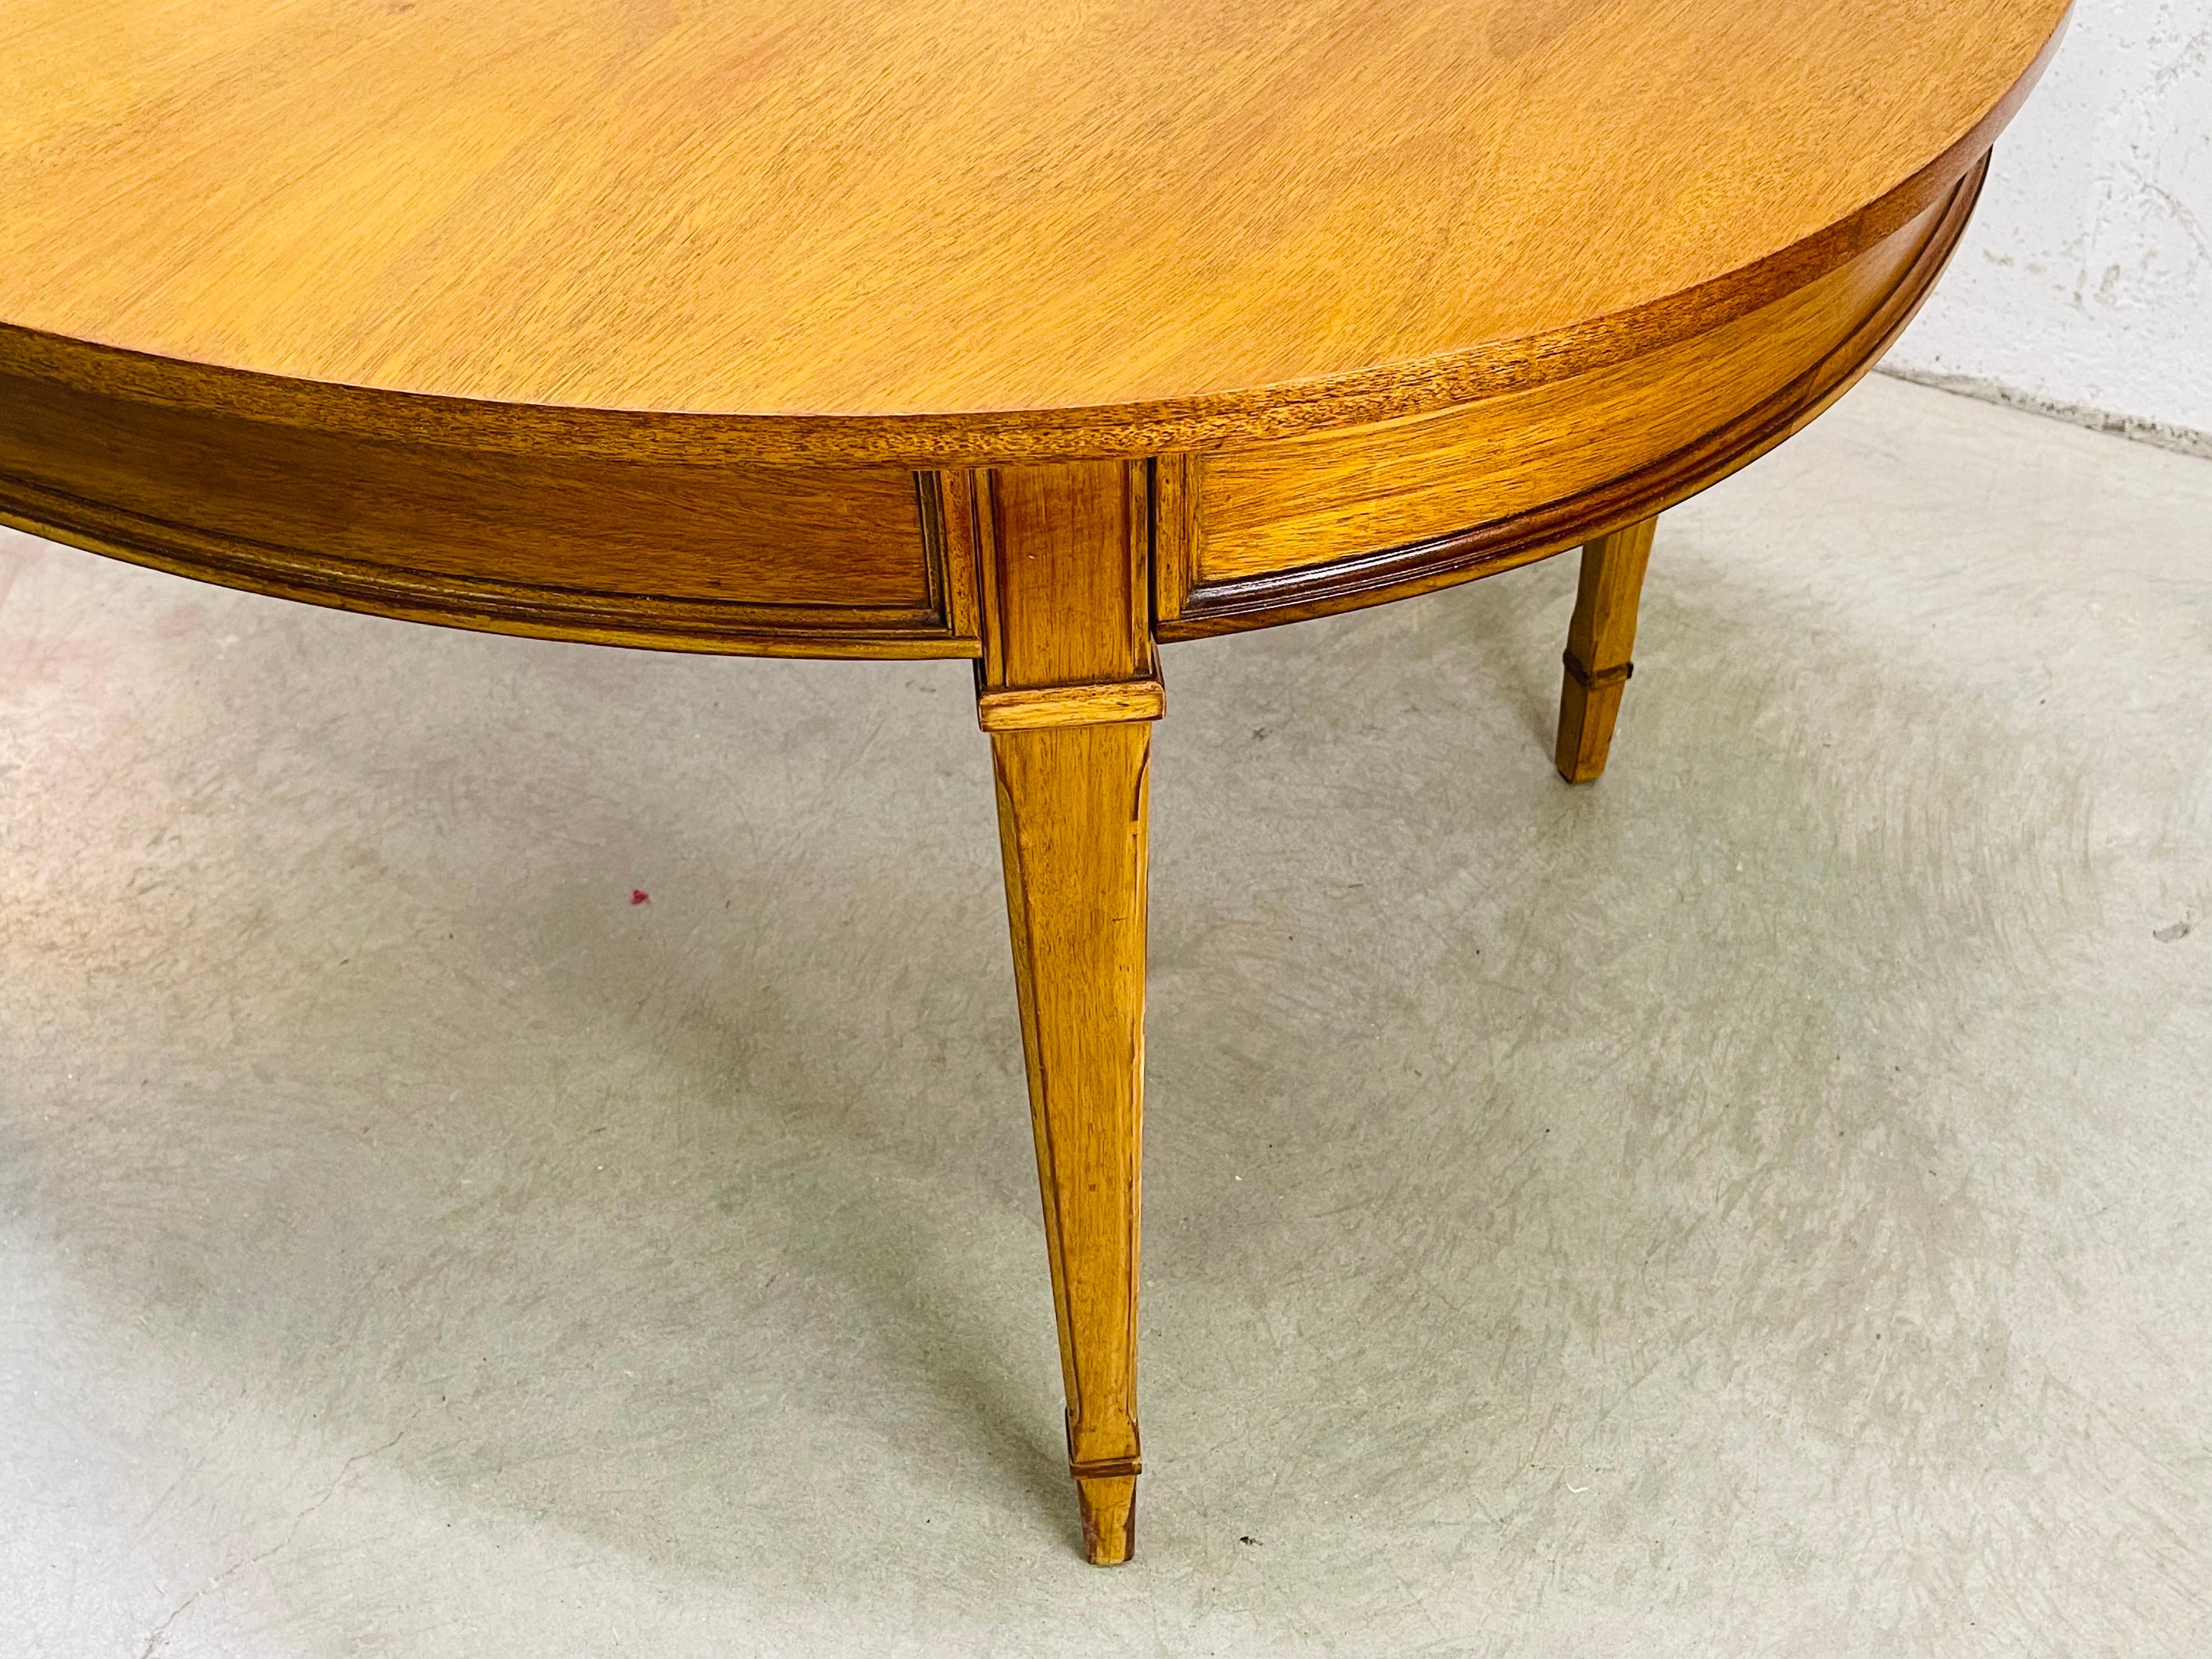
[2,373,2208,1656]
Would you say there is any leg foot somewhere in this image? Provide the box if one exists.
[1076,1471,1138,1566]
[1555,515,1657,783]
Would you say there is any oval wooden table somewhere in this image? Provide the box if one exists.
[1,0,2069,1565]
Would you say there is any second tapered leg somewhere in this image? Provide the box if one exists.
[1555,515,1658,783]
[963,458,1160,1565]
[991,719,1150,1564]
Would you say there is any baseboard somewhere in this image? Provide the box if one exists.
[1875,365,2212,461]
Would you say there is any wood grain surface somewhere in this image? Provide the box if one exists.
[0,363,975,656]
[1556,517,1658,784]
[0,0,2068,456]
[975,461,1159,1564]
[1187,194,1949,586]
[0,146,1990,657]
[978,680,1166,733]
[1153,156,1988,639]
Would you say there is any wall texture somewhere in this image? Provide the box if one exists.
[1882,0,2212,453]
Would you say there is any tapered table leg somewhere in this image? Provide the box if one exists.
[1555,515,1657,783]
[960,459,1161,1565]
[990,719,1150,1563]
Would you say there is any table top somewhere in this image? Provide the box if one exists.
[1,0,2067,441]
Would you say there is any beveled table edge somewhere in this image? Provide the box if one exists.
[1156,155,1989,640]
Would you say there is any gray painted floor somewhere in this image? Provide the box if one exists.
[3,374,2208,1657]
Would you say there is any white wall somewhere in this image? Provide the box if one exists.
[1881,0,2212,453]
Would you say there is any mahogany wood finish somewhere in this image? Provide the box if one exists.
[0,0,2071,1566]
[1556,519,1660,785]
